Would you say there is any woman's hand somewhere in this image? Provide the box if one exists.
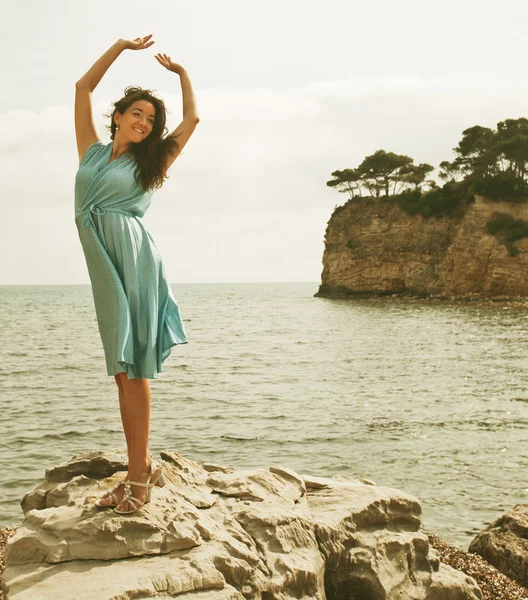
[154,53,185,75]
[120,34,155,51]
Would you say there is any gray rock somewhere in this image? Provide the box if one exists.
[2,547,241,600]
[309,477,481,599]
[44,448,128,483]
[204,463,236,474]
[469,503,528,587]
[2,450,482,600]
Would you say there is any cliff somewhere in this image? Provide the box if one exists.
[1,450,481,600]
[317,195,528,299]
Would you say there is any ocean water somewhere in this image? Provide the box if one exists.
[1,282,527,548]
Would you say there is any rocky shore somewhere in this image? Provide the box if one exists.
[317,194,528,299]
[3,527,527,600]
[428,534,528,600]
[0,450,525,599]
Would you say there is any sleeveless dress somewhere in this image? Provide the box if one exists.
[74,140,187,379]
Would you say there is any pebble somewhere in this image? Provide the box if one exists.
[428,533,528,600]
[0,526,17,600]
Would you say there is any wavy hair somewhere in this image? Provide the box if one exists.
[105,86,180,192]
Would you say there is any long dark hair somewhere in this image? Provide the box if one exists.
[105,86,180,192]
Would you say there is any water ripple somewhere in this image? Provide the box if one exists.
[1,283,527,550]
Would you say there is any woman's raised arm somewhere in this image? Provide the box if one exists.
[75,35,155,163]
[154,53,200,172]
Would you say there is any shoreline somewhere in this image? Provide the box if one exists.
[314,288,528,309]
[427,533,528,600]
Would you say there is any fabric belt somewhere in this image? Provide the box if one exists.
[78,205,134,228]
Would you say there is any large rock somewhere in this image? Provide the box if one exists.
[317,194,528,299]
[2,450,481,600]
[469,504,528,587]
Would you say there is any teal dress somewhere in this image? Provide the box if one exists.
[74,140,187,379]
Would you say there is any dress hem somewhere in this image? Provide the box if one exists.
[108,340,189,380]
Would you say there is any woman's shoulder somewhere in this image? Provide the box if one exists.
[79,139,108,167]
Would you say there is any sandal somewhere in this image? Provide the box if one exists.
[94,476,128,508]
[114,462,166,515]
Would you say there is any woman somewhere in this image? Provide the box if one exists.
[74,34,199,514]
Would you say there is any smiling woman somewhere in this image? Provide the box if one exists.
[114,101,155,144]
[102,85,182,190]
[73,34,200,516]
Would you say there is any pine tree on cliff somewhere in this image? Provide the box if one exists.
[327,117,528,217]
[452,125,498,179]
[357,150,413,197]
[495,118,528,180]
[398,163,435,192]
[326,168,363,200]
[326,150,433,199]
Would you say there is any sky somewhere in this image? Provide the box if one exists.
[2,0,528,284]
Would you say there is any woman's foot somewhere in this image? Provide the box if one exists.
[95,473,129,507]
[114,460,152,513]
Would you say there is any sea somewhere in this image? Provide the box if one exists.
[1,282,527,549]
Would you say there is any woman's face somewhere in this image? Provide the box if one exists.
[116,100,156,142]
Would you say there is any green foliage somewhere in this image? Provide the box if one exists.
[438,159,464,182]
[486,213,528,241]
[471,172,528,200]
[399,163,435,190]
[495,118,528,179]
[454,125,498,177]
[357,150,414,197]
[328,117,528,220]
[396,183,469,218]
[396,189,422,215]
[505,243,521,256]
[327,168,363,201]
[486,213,528,256]
[327,150,435,203]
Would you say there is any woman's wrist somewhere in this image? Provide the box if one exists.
[116,39,129,52]
[172,65,186,77]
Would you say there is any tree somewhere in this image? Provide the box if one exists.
[453,125,498,177]
[326,168,363,200]
[398,162,435,192]
[438,158,464,182]
[357,150,414,197]
[495,118,528,179]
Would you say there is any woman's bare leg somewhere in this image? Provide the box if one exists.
[96,373,131,506]
[116,373,132,453]
[115,373,152,512]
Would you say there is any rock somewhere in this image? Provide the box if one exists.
[44,448,128,483]
[21,473,95,513]
[309,477,480,599]
[21,449,129,513]
[3,549,241,600]
[469,504,528,587]
[2,450,481,600]
[204,463,236,474]
[317,194,528,299]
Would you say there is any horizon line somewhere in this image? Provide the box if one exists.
[0,281,321,287]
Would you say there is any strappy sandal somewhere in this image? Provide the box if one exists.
[114,462,166,515]
[94,477,128,508]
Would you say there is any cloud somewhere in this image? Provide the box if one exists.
[2,74,528,283]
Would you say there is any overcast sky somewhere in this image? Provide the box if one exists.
[2,0,528,284]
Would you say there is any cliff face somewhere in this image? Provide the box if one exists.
[317,195,528,298]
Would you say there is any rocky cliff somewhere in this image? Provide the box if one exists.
[1,450,481,600]
[317,195,528,299]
